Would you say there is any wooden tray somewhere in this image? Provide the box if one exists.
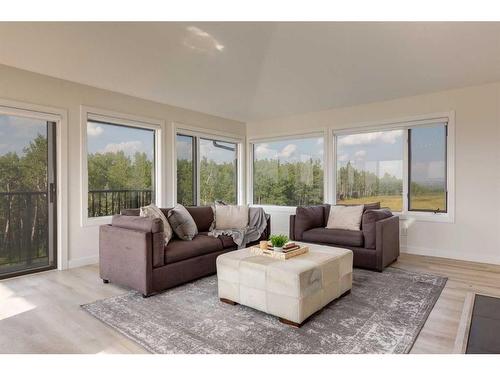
[250,245,309,260]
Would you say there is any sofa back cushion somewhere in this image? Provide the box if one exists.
[214,204,249,230]
[186,206,214,232]
[362,208,393,249]
[294,205,327,240]
[167,204,199,241]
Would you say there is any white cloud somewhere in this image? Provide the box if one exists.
[87,123,104,137]
[103,141,142,155]
[338,130,402,146]
[354,150,367,159]
[316,138,324,145]
[255,143,277,159]
[338,153,349,162]
[279,144,297,158]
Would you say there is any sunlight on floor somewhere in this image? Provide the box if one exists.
[0,284,37,320]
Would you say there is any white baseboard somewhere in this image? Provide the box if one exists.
[68,255,99,269]
[401,245,500,266]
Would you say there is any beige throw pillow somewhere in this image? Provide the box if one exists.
[326,204,364,231]
[214,204,249,230]
[140,203,173,244]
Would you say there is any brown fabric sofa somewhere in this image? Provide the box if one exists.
[289,203,399,271]
[99,206,271,297]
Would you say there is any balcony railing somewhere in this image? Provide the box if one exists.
[0,191,49,271]
[88,189,153,217]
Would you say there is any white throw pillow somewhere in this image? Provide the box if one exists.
[140,203,173,244]
[214,204,249,230]
[326,205,364,231]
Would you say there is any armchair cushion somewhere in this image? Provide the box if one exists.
[302,227,364,247]
[362,208,393,249]
[294,205,326,240]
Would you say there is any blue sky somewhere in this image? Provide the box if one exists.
[337,126,446,183]
[0,115,47,156]
[87,121,155,160]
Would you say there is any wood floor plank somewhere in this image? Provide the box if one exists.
[0,253,498,353]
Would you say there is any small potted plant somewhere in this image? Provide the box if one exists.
[269,234,289,252]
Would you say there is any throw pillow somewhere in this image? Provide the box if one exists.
[326,204,364,231]
[140,203,173,244]
[167,204,198,240]
[214,204,249,230]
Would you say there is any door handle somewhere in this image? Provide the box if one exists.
[49,182,56,203]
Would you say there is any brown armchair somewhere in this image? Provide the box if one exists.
[289,204,399,271]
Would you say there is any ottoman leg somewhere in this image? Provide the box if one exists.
[279,317,302,328]
[220,298,238,305]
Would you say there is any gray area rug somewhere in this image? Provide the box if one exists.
[82,267,446,354]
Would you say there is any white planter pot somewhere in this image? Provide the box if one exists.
[273,246,284,252]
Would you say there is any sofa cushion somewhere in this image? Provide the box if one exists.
[326,205,364,231]
[294,205,327,240]
[167,204,198,240]
[214,204,249,230]
[302,227,364,247]
[186,206,214,232]
[140,203,173,244]
[164,235,224,264]
[362,208,393,249]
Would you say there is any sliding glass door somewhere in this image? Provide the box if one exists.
[0,113,57,278]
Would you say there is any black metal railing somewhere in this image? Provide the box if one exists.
[88,189,153,217]
[0,191,49,270]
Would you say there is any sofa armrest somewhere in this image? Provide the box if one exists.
[289,215,296,240]
[375,215,400,271]
[111,214,164,233]
[99,225,154,295]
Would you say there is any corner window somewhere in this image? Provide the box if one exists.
[335,120,449,215]
[176,132,239,206]
[86,119,156,218]
[252,136,324,206]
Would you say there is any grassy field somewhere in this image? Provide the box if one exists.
[339,193,446,212]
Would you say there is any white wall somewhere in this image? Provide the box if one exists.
[0,64,245,268]
[247,82,500,265]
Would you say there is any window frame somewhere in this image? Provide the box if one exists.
[332,112,455,223]
[248,131,328,209]
[81,106,163,226]
[173,123,243,206]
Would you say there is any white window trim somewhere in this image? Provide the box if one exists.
[247,130,328,210]
[0,98,69,270]
[80,106,164,227]
[332,111,455,223]
[172,122,245,206]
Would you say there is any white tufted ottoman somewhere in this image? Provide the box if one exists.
[216,243,353,327]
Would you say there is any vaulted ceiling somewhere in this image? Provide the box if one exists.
[0,22,499,122]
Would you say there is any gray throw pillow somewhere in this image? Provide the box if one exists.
[167,204,198,240]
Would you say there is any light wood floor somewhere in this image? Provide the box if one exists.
[0,253,499,354]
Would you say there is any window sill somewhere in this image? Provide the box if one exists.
[395,211,454,224]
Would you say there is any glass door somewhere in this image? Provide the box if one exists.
[0,113,57,278]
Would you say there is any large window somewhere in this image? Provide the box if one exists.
[86,119,156,218]
[252,136,324,206]
[176,132,238,206]
[335,121,448,213]
[336,130,404,211]
[409,124,447,212]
